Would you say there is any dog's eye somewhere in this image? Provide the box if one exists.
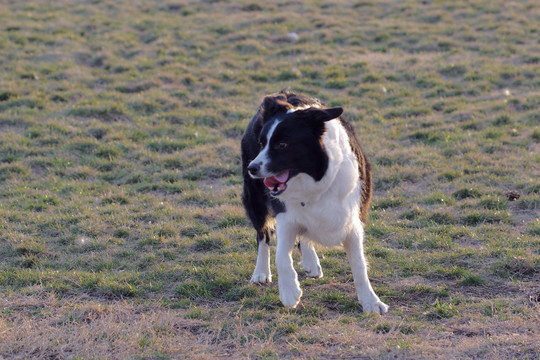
[275,142,288,150]
[258,141,263,149]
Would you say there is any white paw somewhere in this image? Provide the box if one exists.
[300,248,323,278]
[279,283,302,308]
[304,265,323,278]
[250,271,271,284]
[302,257,322,278]
[360,297,389,315]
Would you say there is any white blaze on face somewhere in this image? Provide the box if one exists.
[250,118,282,176]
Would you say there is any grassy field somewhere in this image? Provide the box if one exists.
[0,0,539,358]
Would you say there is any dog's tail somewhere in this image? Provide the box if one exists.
[359,153,373,224]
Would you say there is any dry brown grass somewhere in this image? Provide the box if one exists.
[1,291,538,359]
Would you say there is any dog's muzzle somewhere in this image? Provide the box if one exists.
[247,161,262,178]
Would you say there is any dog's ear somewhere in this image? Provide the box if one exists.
[294,107,343,138]
[261,94,292,123]
[297,107,343,122]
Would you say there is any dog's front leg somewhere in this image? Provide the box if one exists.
[343,223,388,315]
[275,214,302,308]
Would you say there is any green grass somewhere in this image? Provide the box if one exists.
[1,0,539,358]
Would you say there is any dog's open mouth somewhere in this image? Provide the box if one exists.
[263,170,289,196]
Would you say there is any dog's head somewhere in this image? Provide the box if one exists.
[247,93,343,196]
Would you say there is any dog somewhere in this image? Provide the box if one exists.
[241,90,388,314]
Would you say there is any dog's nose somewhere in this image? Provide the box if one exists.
[247,162,260,177]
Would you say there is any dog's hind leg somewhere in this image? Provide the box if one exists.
[299,238,323,278]
[343,223,388,315]
[250,230,272,283]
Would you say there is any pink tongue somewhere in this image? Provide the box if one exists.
[275,170,289,183]
[263,170,289,189]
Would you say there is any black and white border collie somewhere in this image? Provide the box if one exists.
[241,90,388,314]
